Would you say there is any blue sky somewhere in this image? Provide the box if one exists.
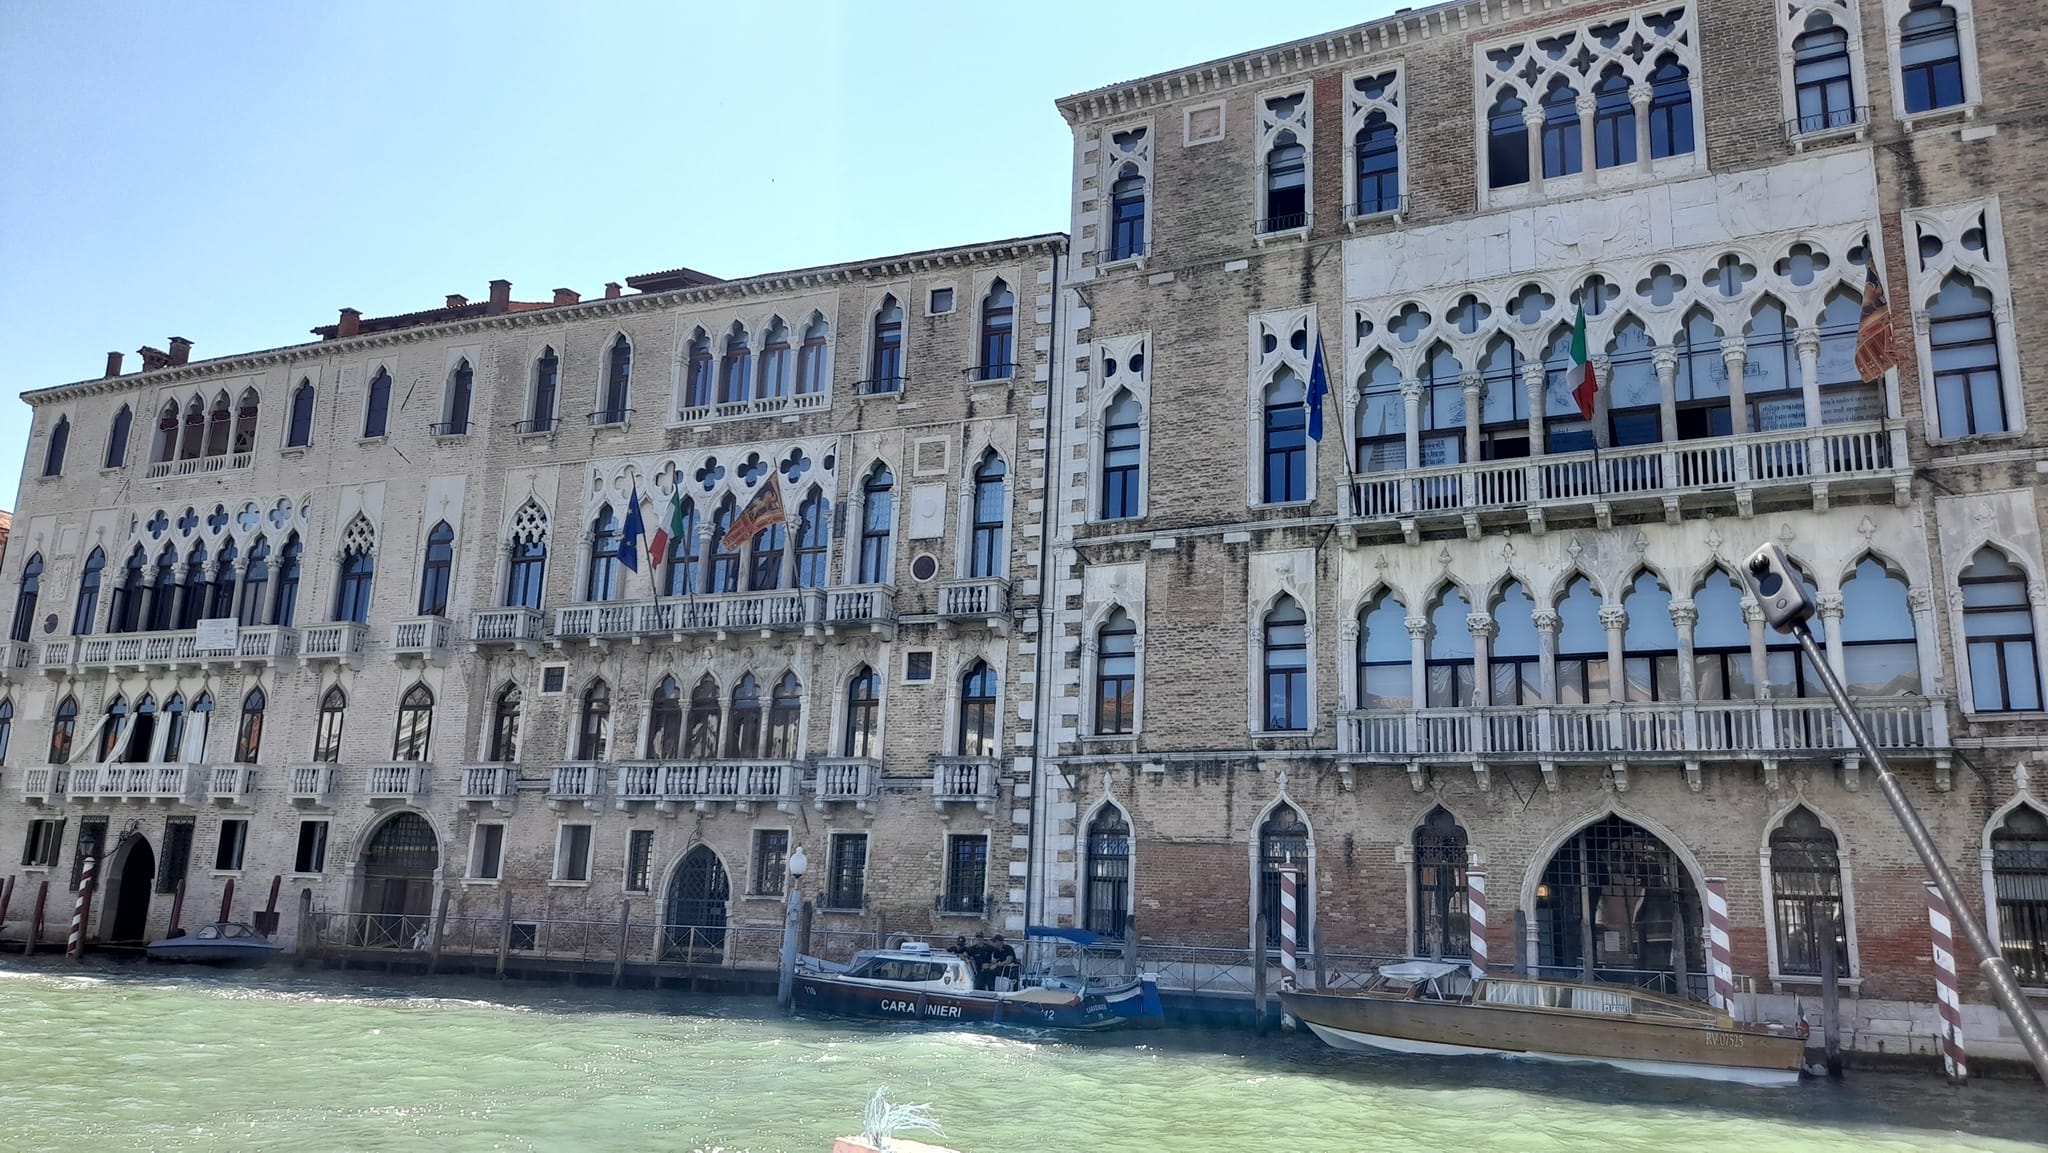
[0,1,1400,509]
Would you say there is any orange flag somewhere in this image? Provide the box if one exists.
[721,475,786,551]
[1855,257,1898,382]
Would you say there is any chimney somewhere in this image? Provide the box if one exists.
[337,308,362,338]
[168,337,193,366]
[446,294,469,309]
[552,287,581,306]
[138,346,170,372]
[486,279,512,316]
[104,351,124,378]
[604,281,622,300]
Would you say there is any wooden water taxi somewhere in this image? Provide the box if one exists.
[1280,960,1806,1086]
[794,942,1124,1030]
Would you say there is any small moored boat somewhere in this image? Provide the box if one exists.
[1281,960,1806,1086]
[795,942,1123,1030]
[146,921,284,966]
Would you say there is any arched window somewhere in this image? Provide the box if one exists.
[748,516,785,592]
[41,416,68,477]
[287,380,315,447]
[1990,805,2048,985]
[1425,586,1473,708]
[529,347,559,433]
[1262,368,1308,504]
[1354,353,1404,476]
[0,697,11,765]
[104,405,132,469]
[727,674,763,757]
[648,676,683,760]
[1604,316,1661,447]
[1929,274,2005,437]
[1674,308,1730,439]
[105,695,137,762]
[662,497,699,597]
[586,504,621,602]
[1263,596,1310,730]
[440,359,473,435]
[71,547,104,636]
[235,687,265,764]
[684,329,715,410]
[958,660,998,757]
[1900,1,1965,113]
[417,521,454,616]
[334,532,375,624]
[1743,299,1801,431]
[969,453,1007,579]
[577,679,610,761]
[1102,390,1142,519]
[1354,112,1399,215]
[312,685,346,762]
[205,392,232,457]
[1540,78,1582,178]
[1492,581,1540,706]
[1840,558,1921,695]
[208,539,238,620]
[175,541,209,630]
[1487,90,1530,188]
[1477,336,1530,460]
[1261,132,1307,232]
[273,533,303,627]
[232,388,259,455]
[1763,562,1826,704]
[1109,168,1146,260]
[1538,324,1594,453]
[1258,803,1311,948]
[180,395,205,459]
[1096,608,1137,735]
[10,553,42,643]
[110,546,146,634]
[1356,592,1410,709]
[1084,807,1132,937]
[857,466,894,584]
[794,489,829,589]
[1792,15,1857,134]
[146,544,179,631]
[392,683,434,761]
[507,536,546,610]
[1419,344,1466,468]
[1556,577,1609,708]
[153,401,180,462]
[1961,547,2041,712]
[601,335,632,424]
[238,537,270,626]
[869,295,904,390]
[707,498,741,593]
[685,675,721,757]
[758,317,792,399]
[1414,807,1470,960]
[1692,569,1753,703]
[1769,806,1850,977]
[1592,67,1635,169]
[718,324,752,405]
[49,695,78,764]
[1622,572,1679,701]
[364,368,392,438]
[796,314,830,395]
[978,280,1015,378]
[844,666,879,757]
[1814,288,1876,420]
[1647,53,1695,158]
[484,683,519,763]
[765,672,802,758]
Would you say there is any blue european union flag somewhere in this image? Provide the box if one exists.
[1306,332,1329,442]
[619,484,645,572]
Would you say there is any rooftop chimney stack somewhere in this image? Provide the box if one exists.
[487,279,512,316]
[104,351,124,378]
[553,288,581,306]
[604,282,622,300]
[138,346,170,371]
[446,294,469,309]
[168,337,193,366]
[337,308,362,338]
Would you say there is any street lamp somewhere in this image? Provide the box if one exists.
[788,846,808,881]
[778,846,809,1009]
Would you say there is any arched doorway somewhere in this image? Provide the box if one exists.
[1535,814,1705,997]
[105,835,157,943]
[356,813,438,948]
[663,845,729,959]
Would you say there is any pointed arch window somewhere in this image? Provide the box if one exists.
[759,318,792,399]
[748,517,786,592]
[1096,608,1137,735]
[312,686,346,762]
[1673,309,1730,439]
[1769,807,1850,977]
[235,687,265,764]
[1622,572,1681,702]
[1414,808,1470,960]
[1929,274,2006,437]
[392,683,434,762]
[1487,91,1530,189]
[648,676,683,760]
[958,660,998,757]
[868,295,904,389]
[977,280,1015,379]
[11,553,42,643]
[180,396,205,459]
[727,675,764,757]
[1840,558,1921,695]
[529,347,559,433]
[719,325,752,405]
[0,697,11,765]
[287,379,315,447]
[577,679,610,761]
[600,335,632,424]
[153,401,180,462]
[1540,80,1582,178]
[1355,353,1405,476]
[1084,807,1132,938]
[685,676,721,758]
[72,548,104,636]
[507,535,546,610]
[1591,67,1635,169]
[844,666,879,757]
[1109,168,1147,260]
[1102,390,1142,520]
[439,359,473,435]
[1258,803,1311,948]
[1692,570,1754,703]
[110,547,146,634]
[794,489,829,589]
[481,683,519,763]
[1262,369,1308,504]
[232,388,259,454]
[1425,586,1474,708]
[41,416,68,477]
[364,368,392,438]
[175,541,209,630]
[662,497,700,597]
[1263,596,1310,730]
[104,695,135,762]
[273,534,303,627]
[1900,1,1965,113]
[205,392,232,457]
[1356,592,1411,709]
[858,466,894,584]
[586,504,621,602]
[707,499,741,593]
[334,535,375,624]
[796,315,830,394]
[1353,113,1399,216]
[765,672,802,758]
[1647,53,1695,158]
[237,537,271,626]
[104,405,132,469]
[1990,804,2048,985]
[684,330,715,410]
[418,521,454,616]
[1261,132,1307,232]
[147,544,179,631]
[969,454,1007,579]
[1477,337,1531,460]
[1961,547,2041,713]
[49,695,78,764]
[1492,581,1541,706]
[208,539,239,620]
[1792,16,1857,134]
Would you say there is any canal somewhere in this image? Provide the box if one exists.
[0,961,2039,1152]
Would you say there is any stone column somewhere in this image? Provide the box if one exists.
[1794,327,1824,430]
[1469,612,1496,709]
[1742,596,1770,700]
[1523,107,1547,194]
[1575,92,1597,179]
[1589,356,1612,448]
[1720,338,1749,437]
[1652,346,1681,446]
[1670,598,1699,703]
[780,513,802,589]
[1816,593,1847,678]
[694,521,717,595]
[1908,586,1943,696]
[1406,615,1431,711]
[1462,373,1486,463]
[1533,609,1561,704]
[1629,83,1654,173]
[1522,363,1547,455]
[1600,604,1629,701]
[1401,379,1424,471]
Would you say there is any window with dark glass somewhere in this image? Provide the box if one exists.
[104,405,131,469]
[334,543,374,624]
[844,666,879,757]
[0,698,11,764]
[1899,1,1964,114]
[1487,91,1530,188]
[273,534,302,627]
[146,545,178,631]
[826,833,868,909]
[958,660,998,757]
[1262,369,1308,503]
[727,675,763,757]
[507,537,546,609]
[707,499,740,593]
[48,695,78,764]
[525,347,558,432]
[969,454,1007,579]
[1258,804,1311,948]
[1592,68,1635,169]
[1109,170,1146,260]
[8,553,40,645]
[417,521,454,616]
[943,834,987,913]
[625,829,654,892]
[685,330,715,410]
[392,683,434,761]
[765,672,801,758]
[978,280,1015,377]
[1354,113,1399,215]
[1263,597,1309,730]
[752,830,790,897]
[1096,608,1137,735]
[858,466,893,584]
[1673,308,1731,439]
[1414,807,1469,960]
[577,679,611,761]
[796,315,830,394]
[287,381,315,447]
[42,416,68,476]
[20,818,64,868]
[364,367,392,438]
[555,824,592,882]
[488,683,520,762]
[470,824,504,880]
[648,676,683,759]
[869,296,904,388]
[1101,391,1142,519]
[719,326,752,405]
[1929,275,2005,437]
[794,490,828,589]
[214,819,248,872]
[1083,807,1131,937]
[685,675,721,757]
[586,504,621,602]
[1540,79,1582,178]
[748,520,785,592]
[109,547,145,634]
[1769,807,1850,977]
[440,359,473,435]
[601,335,632,423]
[312,684,347,759]
[208,540,238,620]
[1647,54,1694,158]
[234,687,264,764]
[175,542,208,630]
[759,318,792,399]
[1991,804,2048,985]
[295,821,329,874]
[1961,547,2041,713]
[662,498,699,597]
[1262,133,1307,231]
[1792,17,1857,134]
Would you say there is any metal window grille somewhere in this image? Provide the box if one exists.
[1258,805,1310,948]
[943,836,987,914]
[1536,814,1705,996]
[827,835,868,910]
[664,846,730,957]
[156,817,191,893]
[1993,806,2048,985]
[1084,811,1131,938]
[1769,807,1848,977]
[1413,808,1470,960]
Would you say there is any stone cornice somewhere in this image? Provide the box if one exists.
[21,233,1068,407]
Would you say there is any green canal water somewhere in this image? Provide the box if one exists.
[0,962,2041,1153]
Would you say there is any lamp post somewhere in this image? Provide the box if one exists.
[778,846,808,1009]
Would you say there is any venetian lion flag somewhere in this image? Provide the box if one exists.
[721,475,787,551]
[1569,302,1598,420]
[1855,254,1898,382]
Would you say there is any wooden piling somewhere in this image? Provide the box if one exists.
[0,874,13,931]
[426,888,450,974]
[1312,921,1328,992]
[218,876,235,924]
[23,880,47,956]
[796,900,813,959]
[1820,941,1843,1076]
[168,877,186,937]
[1122,914,1137,975]
[495,887,513,980]
[612,900,630,988]
[1252,913,1269,1035]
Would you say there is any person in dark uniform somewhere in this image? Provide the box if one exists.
[987,934,1020,989]
[965,932,996,989]
[947,935,971,961]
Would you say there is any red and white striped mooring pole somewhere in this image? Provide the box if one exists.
[1926,882,1968,1083]
[1465,869,1488,982]
[1278,860,1299,992]
[1705,877,1737,1015]
[66,855,97,960]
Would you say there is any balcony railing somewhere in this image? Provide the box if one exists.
[1346,193,1411,221]
[1257,210,1311,235]
[459,765,514,803]
[365,763,429,801]
[300,622,369,663]
[588,407,634,428]
[963,363,1016,383]
[1784,105,1870,144]
[547,763,606,810]
[66,625,298,670]
[287,764,335,804]
[812,757,880,810]
[429,420,471,438]
[931,756,999,811]
[938,578,1011,626]
[514,416,556,436]
[67,763,197,803]
[853,376,906,396]
[555,589,822,642]
[207,765,256,804]
[20,766,69,803]
[823,584,896,636]
[144,451,252,480]
[1343,421,1903,535]
[613,760,799,811]
[471,607,545,648]
[0,640,30,680]
[390,615,453,661]
[675,390,829,425]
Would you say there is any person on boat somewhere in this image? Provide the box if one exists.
[965,932,996,989]
[987,935,1021,990]
[947,935,972,961]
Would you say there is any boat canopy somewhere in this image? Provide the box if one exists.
[1379,960,1463,982]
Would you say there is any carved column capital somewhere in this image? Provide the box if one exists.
[1575,93,1599,116]
[1461,372,1486,399]
[1719,338,1747,366]
[1667,598,1698,628]
[1599,605,1629,632]
[1815,593,1846,620]
[1404,615,1432,640]
[1742,598,1767,626]
[1793,327,1823,359]
[1530,609,1561,633]
[1628,82,1654,109]
[1400,379,1424,403]
[1521,107,1547,130]
[1466,612,1497,639]
[1651,346,1680,374]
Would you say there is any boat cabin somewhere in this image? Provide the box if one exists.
[837,943,978,994]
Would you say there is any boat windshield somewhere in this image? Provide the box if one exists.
[846,957,951,983]
[220,924,254,938]
[195,925,221,940]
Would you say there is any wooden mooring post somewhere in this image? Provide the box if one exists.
[1819,939,1843,1076]
[1252,912,1269,1035]
[426,889,450,974]
[1311,922,1327,992]
[0,874,14,931]
[494,887,513,980]
[612,901,630,988]
[25,880,47,956]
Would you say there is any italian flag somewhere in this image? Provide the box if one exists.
[648,487,685,563]
[1569,303,1597,421]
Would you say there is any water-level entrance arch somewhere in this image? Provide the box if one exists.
[1533,813,1705,997]
[663,845,730,959]
[355,812,438,947]
[103,832,157,943]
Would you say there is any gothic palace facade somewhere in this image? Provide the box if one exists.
[3,0,2045,1060]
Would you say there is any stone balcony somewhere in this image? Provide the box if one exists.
[390,615,454,665]
[205,764,257,806]
[547,763,606,811]
[52,625,298,673]
[0,640,32,683]
[18,766,69,805]
[364,762,430,804]
[66,764,200,804]
[937,578,1012,633]
[286,764,336,806]
[458,764,515,811]
[820,585,897,640]
[300,622,369,668]
[470,607,546,655]
[144,450,252,481]
[1336,697,1950,792]
[675,388,829,426]
[930,755,1000,813]
[811,757,881,812]
[613,760,800,814]
[554,589,823,645]
[1340,421,1909,544]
